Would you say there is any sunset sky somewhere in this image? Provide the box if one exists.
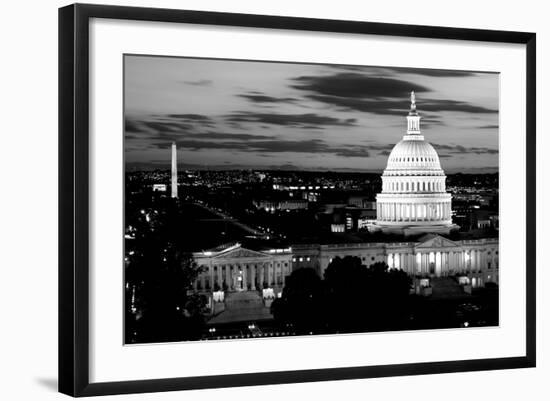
[124,55,499,173]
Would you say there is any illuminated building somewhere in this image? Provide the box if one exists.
[171,141,178,199]
[371,92,459,235]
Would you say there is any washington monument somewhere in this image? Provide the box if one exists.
[171,142,178,198]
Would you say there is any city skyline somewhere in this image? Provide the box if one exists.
[124,55,499,173]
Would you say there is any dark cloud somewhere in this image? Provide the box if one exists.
[142,121,193,133]
[384,67,479,77]
[447,166,499,174]
[151,137,373,158]
[335,148,370,157]
[420,100,497,114]
[154,140,247,151]
[225,112,357,128]
[124,114,217,140]
[166,114,214,122]
[432,143,498,155]
[186,132,275,140]
[306,94,496,115]
[290,72,496,116]
[306,95,406,115]
[174,139,319,153]
[327,65,479,78]
[182,79,212,86]
[291,73,430,99]
[367,144,395,151]
[268,163,301,170]
[253,139,328,153]
[125,118,142,133]
[421,117,444,127]
[238,93,298,104]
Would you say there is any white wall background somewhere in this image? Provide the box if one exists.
[0,0,546,399]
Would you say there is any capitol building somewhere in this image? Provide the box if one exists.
[188,94,498,322]
[371,92,458,235]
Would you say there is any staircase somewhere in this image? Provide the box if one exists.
[430,277,467,299]
[224,291,264,309]
[209,291,273,324]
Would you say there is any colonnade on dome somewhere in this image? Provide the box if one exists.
[381,176,446,193]
[376,200,452,223]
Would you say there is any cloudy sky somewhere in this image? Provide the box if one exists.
[124,55,499,173]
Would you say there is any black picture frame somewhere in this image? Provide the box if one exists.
[59,3,536,397]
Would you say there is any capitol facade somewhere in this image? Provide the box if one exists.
[371,92,459,235]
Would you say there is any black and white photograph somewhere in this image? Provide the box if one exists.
[123,55,500,344]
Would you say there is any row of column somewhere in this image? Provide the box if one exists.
[378,202,450,222]
[383,179,444,193]
[387,249,496,276]
[196,262,290,291]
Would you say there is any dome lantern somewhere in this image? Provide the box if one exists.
[406,91,422,138]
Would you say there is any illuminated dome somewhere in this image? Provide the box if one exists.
[385,139,442,172]
[373,92,458,235]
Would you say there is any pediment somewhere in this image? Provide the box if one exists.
[416,234,459,249]
[214,247,270,259]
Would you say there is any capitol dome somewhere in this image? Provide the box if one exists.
[385,139,442,172]
[373,92,458,235]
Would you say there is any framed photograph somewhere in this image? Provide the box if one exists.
[59,3,536,397]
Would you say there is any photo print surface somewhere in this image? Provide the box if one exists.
[124,55,499,344]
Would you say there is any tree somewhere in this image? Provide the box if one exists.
[272,258,413,335]
[125,197,206,343]
[323,256,371,332]
[360,261,412,330]
[271,268,325,334]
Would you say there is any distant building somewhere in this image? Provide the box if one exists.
[193,243,293,293]
[152,184,167,192]
[253,199,308,212]
[347,196,375,209]
[192,234,499,301]
[291,234,498,289]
